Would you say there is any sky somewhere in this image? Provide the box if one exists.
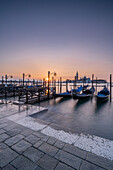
[0,0,113,80]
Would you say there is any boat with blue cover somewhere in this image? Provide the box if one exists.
[53,90,71,98]
[71,86,83,99]
[73,86,95,100]
[96,86,110,101]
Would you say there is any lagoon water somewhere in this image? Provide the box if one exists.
[33,83,113,140]
[1,83,113,141]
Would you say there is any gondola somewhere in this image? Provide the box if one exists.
[96,87,110,101]
[71,86,83,99]
[53,90,71,98]
[75,86,95,100]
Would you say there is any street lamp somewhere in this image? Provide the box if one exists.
[47,71,57,98]
[5,75,13,84]
[23,73,31,87]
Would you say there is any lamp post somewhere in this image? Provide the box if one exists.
[47,71,57,99]
[23,73,31,87]
[5,75,13,84]
[2,76,4,84]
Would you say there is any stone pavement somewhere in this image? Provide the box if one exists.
[0,117,113,170]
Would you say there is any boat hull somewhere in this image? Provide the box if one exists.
[73,93,92,100]
[96,95,109,101]
[53,93,71,98]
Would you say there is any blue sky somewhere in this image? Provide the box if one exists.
[0,0,113,80]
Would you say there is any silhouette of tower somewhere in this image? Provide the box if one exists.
[76,71,78,81]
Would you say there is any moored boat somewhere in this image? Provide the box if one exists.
[53,90,71,98]
[71,86,83,99]
[75,86,95,100]
[96,87,110,101]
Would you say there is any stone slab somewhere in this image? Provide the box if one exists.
[33,140,44,148]
[23,147,44,163]
[55,150,82,169]
[0,148,18,168]
[11,155,37,170]
[86,152,113,170]
[54,140,65,149]
[4,134,24,146]
[25,134,40,144]
[12,140,31,154]
[63,143,87,159]
[38,142,58,156]
[55,162,75,170]
[80,160,105,170]
[38,154,58,170]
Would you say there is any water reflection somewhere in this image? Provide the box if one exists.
[50,97,71,105]
[74,98,91,110]
[94,100,108,113]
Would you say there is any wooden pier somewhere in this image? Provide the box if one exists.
[18,86,55,104]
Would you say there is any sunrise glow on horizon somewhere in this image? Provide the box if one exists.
[0,0,113,81]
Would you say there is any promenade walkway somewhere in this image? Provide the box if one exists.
[0,104,113,170]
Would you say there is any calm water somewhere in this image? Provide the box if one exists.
[1,83,113,140]
[33,83,113,140]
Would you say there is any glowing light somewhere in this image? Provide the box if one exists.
[46,78,48,81]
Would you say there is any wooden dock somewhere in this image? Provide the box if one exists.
[18,86,55,104]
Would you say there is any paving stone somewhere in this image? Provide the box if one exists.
[11,155,37,170]
[63,143,87,159]
[0,148,18,168]
[25,134,40,144]
[12,140,31,154]
[33,140,44,148]
[41,135,49,142]
[3,121,15,127]
[0,129,6,135]
[6,128,23,137]
[38,154,58,170]
[21,128,34,137]
[34,166,43,170]
[38,142,58,156]
[54,140,65,149]
[2,164,16,170]
[4,134,24,146]
[0,143,8,152]
[0,118,9,124]
[86,152,113,170]
[0,133,9,142]
[80,160,105,170]
[55,150,82,169]
[47,136,57,145]
[33,131,46,138]
[3,123,18,131]
[23,147,44,163]
[55,162,75,170]
[0,123,8,129]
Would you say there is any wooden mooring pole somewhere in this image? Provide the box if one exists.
[92,74,94,87]
[48,71,50,99]
[110,74,112,102]
[58,79,59,93]
[52,76,54,88]
[23,73,25,87]
[43,78,45,87]
[66,80,68,92]
[60,77,62,93]
[96,77,97,93]
[54,78,56,93]
[5,75,7,84]
[2,76,4,84]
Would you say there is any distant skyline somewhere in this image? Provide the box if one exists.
[0,0,113,80]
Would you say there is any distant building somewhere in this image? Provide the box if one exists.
[93,79,107,83]
[78,76,91,83]
[76,71,78,81]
